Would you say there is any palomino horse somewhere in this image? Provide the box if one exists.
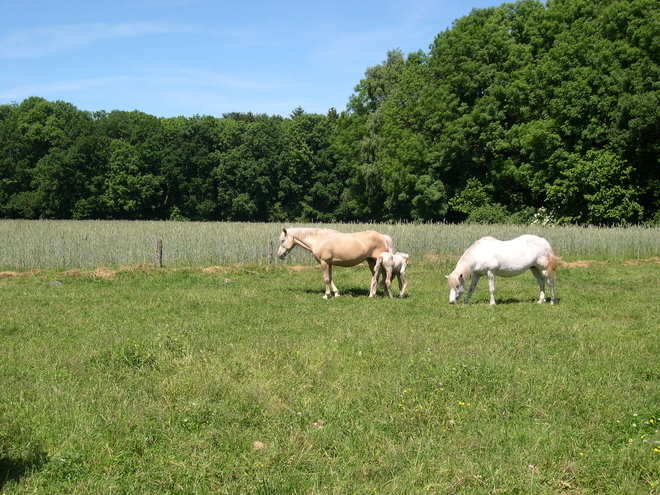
[369,252,409,299]
[446,234,558,305]
[277,228,394,298]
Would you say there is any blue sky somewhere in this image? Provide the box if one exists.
[1,0,502,118]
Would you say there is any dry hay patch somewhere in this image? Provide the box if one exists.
[560,260,607,268]
[0,271,21,278]
[0,269,42,278]
[60,269,84,278]
[93,267,117,279]
[623,257,660,266]
[202,266,231,275]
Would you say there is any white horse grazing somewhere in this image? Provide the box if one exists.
[446,235,558,305]
[278,228,394,299]
[369,252,409,299]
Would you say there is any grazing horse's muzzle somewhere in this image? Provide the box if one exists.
[277,248,288,260]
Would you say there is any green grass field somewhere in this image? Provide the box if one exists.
[2,251,660,493]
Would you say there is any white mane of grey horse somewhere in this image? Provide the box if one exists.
[446,234,558,305]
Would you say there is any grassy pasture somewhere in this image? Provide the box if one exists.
[2,222,660,493]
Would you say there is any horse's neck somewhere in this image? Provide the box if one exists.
[290,228,320,250]
[455,253,475,278]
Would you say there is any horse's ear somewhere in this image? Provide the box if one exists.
[459,273,464,280]
[282,228,287,235]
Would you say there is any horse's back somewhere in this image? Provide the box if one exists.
[317,229,392,264]
[468,234,555,275]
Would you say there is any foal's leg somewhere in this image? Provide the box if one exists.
[487,271,497,305]
[530,266,546,303]
[398,271,408,298]
[464,274,480,304]
[384,269,394,299]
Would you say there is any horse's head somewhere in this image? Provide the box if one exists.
[277,229,295,260]
[446,272,465,304]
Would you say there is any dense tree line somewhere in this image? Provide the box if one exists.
[1,0,658,225]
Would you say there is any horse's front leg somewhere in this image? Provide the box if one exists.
[464,274,480,304]
[329,265,340,297]
[487,271,497,305]
[321,262,338,299]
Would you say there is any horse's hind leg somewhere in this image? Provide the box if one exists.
[369,269,381,298]
[369,258,387,290]
[530,266,546,303]
[385,270,394,299]
[545,272,557,305]
[398,272,408,298]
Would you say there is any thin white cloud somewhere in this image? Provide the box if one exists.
[0,22,196,59]
[0,64,290,103]
[0,76,132,100]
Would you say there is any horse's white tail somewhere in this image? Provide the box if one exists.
[546,249,560,277]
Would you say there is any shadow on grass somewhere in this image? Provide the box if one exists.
[303,286,372,298]
[0,452,48,490]
[462,297,560,305]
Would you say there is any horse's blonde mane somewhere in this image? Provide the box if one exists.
[286,227,339,240]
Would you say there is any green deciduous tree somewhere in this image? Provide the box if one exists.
[547,150,643,224]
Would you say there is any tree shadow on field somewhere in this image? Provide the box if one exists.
[0,452,48,489]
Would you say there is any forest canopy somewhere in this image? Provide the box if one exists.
[1,0,658,225]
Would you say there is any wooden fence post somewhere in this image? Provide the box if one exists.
[268,240,273,265]
[155,238,163,268]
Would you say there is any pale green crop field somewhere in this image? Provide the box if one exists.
[0,220,659,269]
